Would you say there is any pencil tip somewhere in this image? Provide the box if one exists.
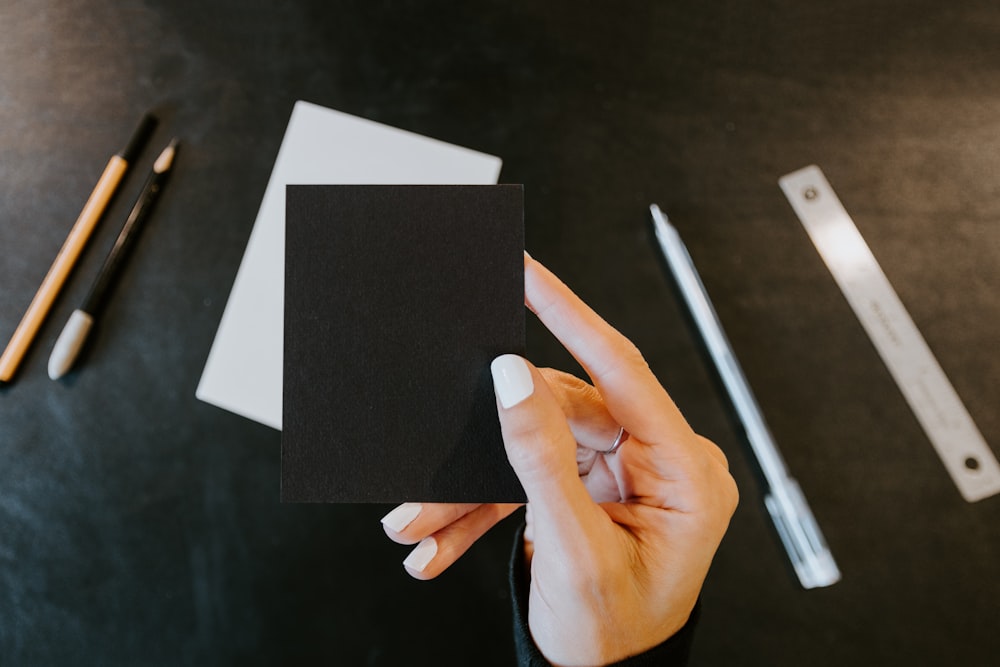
[153,140,179,174]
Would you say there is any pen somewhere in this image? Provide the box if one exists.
[0,113,157,383]
[48,139,179,380]
[650,204,841,589]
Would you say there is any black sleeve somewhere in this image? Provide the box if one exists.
[510,523,699,666]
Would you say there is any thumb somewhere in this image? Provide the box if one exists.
[490,354,600,533]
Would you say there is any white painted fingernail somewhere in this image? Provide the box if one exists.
[491,354,534,409]
[381,503,422,533]
[403,536,437,572]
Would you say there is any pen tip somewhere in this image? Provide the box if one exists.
[649,203,670,224]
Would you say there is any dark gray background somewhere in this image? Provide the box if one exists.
[1,1,998,665]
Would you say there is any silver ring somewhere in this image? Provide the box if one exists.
[604,427,628,455]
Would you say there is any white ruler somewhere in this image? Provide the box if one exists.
[780,165,1000,502]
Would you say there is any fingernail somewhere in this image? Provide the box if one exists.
[491,354,534,409]
[381,503,422,533]
[403,536,437,572]
[523,250,532,260]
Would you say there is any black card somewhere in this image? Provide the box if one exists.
[282,185,526,503]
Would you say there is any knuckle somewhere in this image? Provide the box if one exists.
[683,451,740,520]
[597,335,649,380]
[719,471,740,517]
[698,435,730,470]
[503,421,564,474]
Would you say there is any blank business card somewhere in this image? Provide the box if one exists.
[282,185,526,503]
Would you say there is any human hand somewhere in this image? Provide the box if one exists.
[381,255,738,665]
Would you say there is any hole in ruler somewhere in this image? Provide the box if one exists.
[803,186,819,201]
[965,456,980,471]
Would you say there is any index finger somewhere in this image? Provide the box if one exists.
[524,254,698,451]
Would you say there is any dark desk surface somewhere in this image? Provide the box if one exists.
[2,2,998,665]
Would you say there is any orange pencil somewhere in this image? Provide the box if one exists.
[0,113,156,382]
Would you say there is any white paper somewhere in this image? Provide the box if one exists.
[196,101,503,430]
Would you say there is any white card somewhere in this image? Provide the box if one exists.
[196,101,503,430]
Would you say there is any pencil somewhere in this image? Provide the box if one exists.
[0,113,157,383]
[48,139,179,380]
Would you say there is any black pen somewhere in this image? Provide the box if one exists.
[48,139,179,380]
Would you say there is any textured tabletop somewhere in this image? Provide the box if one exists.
[1,2,998,665]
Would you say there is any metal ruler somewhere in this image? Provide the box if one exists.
[780,165,1000,502]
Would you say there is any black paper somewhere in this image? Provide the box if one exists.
[282,185,526,503]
